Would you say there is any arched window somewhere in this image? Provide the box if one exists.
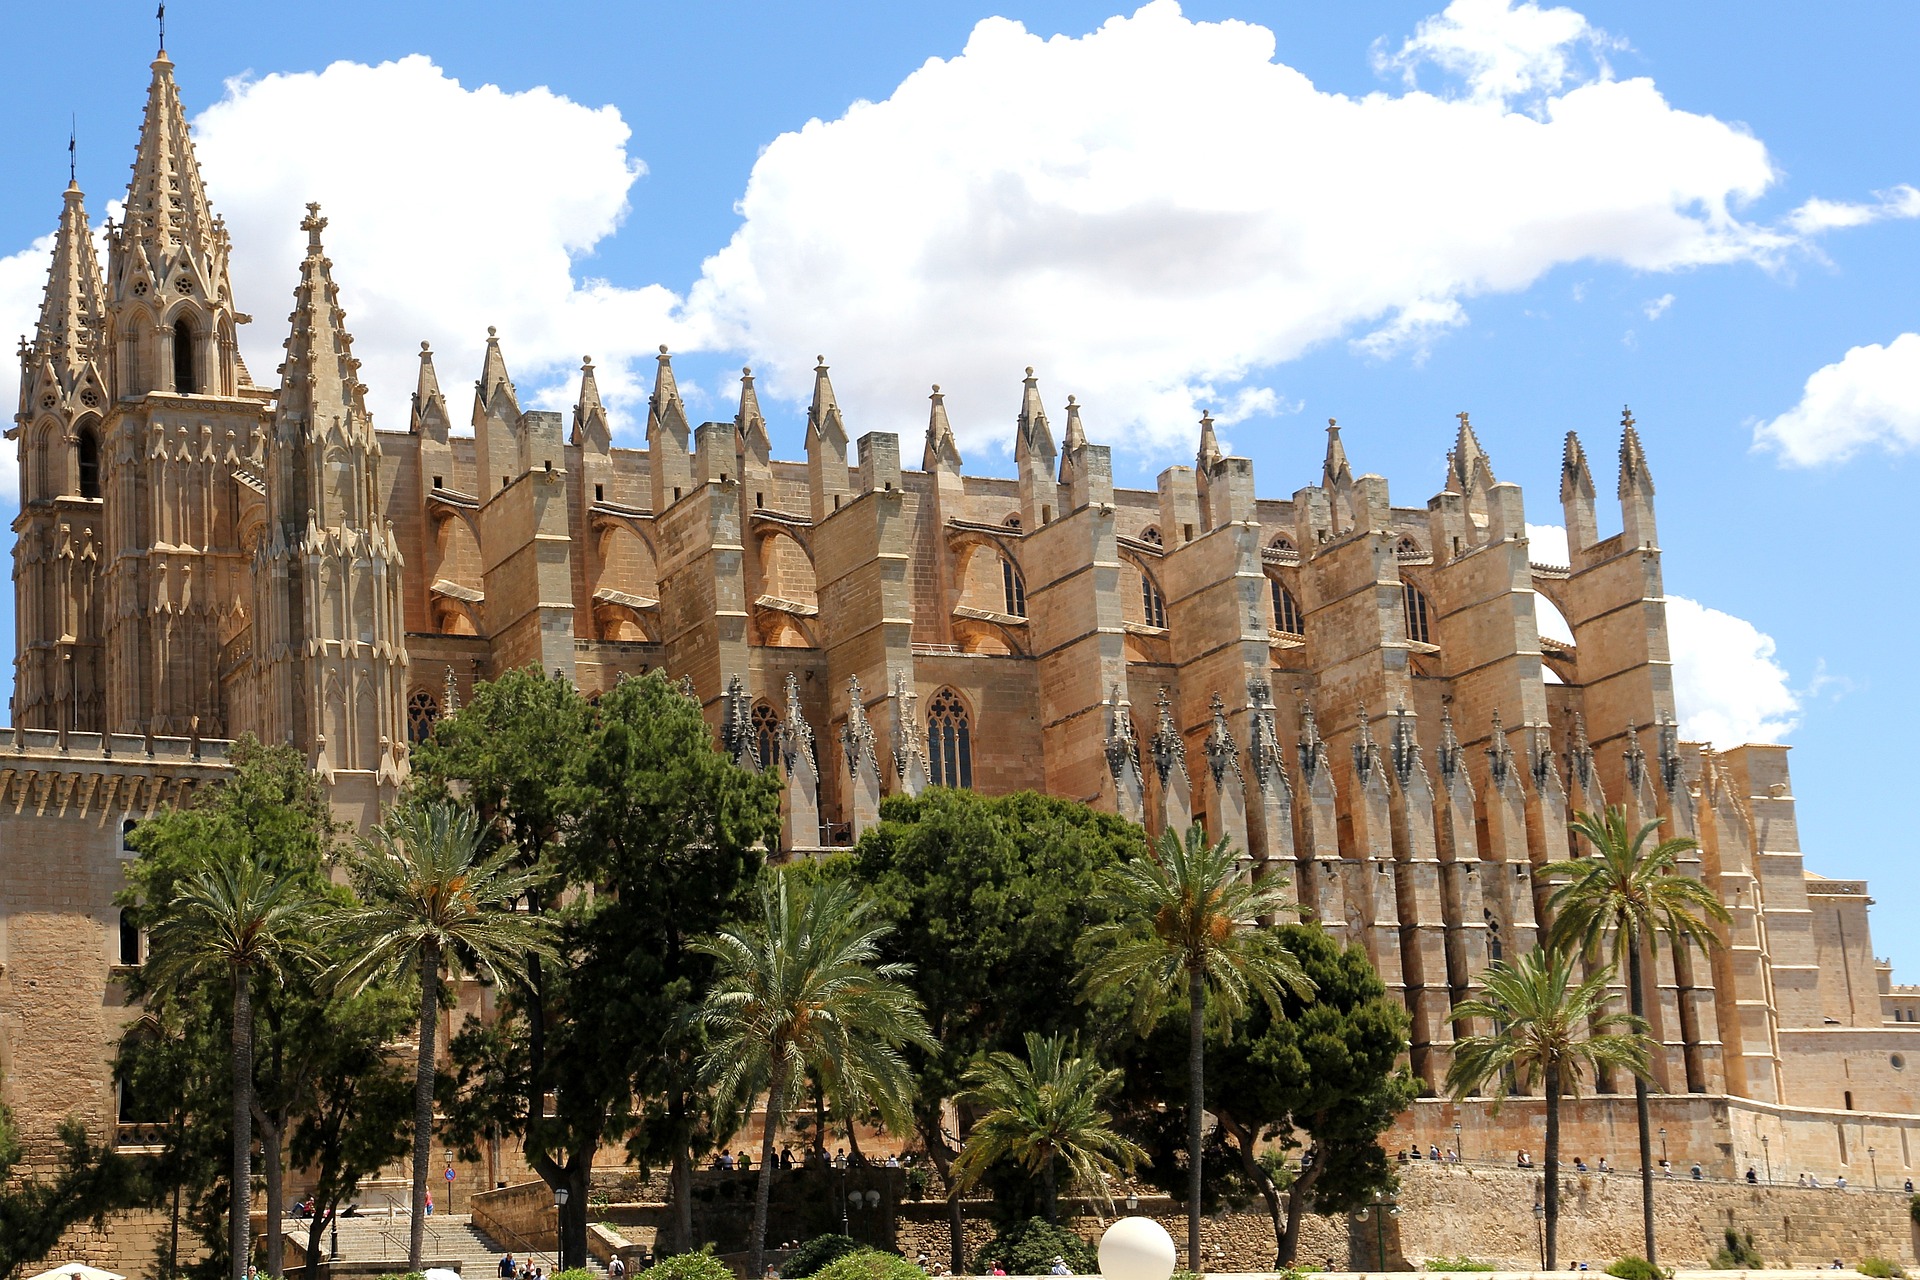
[1396,535,1424,558]
[77,425,100,499]
[173,318,196,395]
[752,700,780,770]
[1271,580,1303,635]
[1140,525,1163,546]
[1001,558,1027,617]
[118,909,143,966]
[1403,582,1432,645]
[1269,534,1294,553]
[1141,571,1166,629]
[1485,910,1503,964]
[926,688,973,789]
[407,690,440,744]
[1002,513,1022,531]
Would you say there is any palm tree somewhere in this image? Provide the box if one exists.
[144,850,319,1280]
[334,799,556,1271]
[695,872,936,1280]
[950,1031,1147,1222]
[1539,806,1730,1266]
[1078,823,1311,1269]
[1447,947,1650,1270]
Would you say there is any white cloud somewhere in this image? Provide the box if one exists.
[1666,595,1798,745]
[1642,292,1673,320]
[1525,524,1795,744]
[683,0,1877,454]
[0,229,57,502]
[1785,184,1920,236]
[1754,332,1920,466]
[1377,0,1621,107]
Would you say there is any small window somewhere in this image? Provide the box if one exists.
[755,491,764,510]
[77,426,101,499]
[751,700,779,771]
[1485,910,1503,963]
[1403,582,1433,645]
[1141,572,1166,629]
[1041,505,1052,525]
[118,910,142,966]
[674,487,682,502]
[833,494,840,511]
[1001,558,1027,618]
[121,818,138,851]
[1140,525,1162,546]
[1269,534,1293,552]
[407,690,440,745]
[173,318,196,395]
[1396,535,1424,558]
[927,688,973,789]
[1182,523,1193,543]
[501,475,510,491]
[1271,581,1303,636]
[433,475,444,489]
[1003,514,1022,531]
[1845,1090,1855,1111]
[1894,1054,1907,1070]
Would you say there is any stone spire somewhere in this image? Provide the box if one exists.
[1391,702,1427,788]
[1618,405,1658,547]
[1015,366,1055,465]
[1196,411,1223,474]
[892,671,929,797]
[1485,709,1514,790]
[274,205,369,447]
[572,355,609,449]
[922,383,962,473]
[807,356,851,520]
[24,182,106,403]
[1448,410,1493,496]
[1436,704,1464,787]
[470,326,519,491]
[841,674,883,838]
[1150,687,1188,789]
[1104,684,1146,823]
[1352,703,1383,786]
[649,345,692,511]
[722,673,758,770]
[1204,692,1243,790]
[109,46,232,320]
[734,365,771,464]
[1560,429,1597,556]
[1297,696,1331,785]
[1015,366,1057,528]
[1323,418,1353,491]
[409,342,451,439]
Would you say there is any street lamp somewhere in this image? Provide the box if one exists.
[1126,1189,1141,1213]
[1532,1202,1545,1270]
[1659,1127,1668,1169]
[1453,1121,1463,1163]
[1870,1146,1879,1189]
[1365,1191,1400,1270]
[1761,1134,1772,1186]
[555,1186,570,1270]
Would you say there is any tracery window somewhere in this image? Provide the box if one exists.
[1271,580,1303,636]
[1003,514,1022,531]
[1269,534,1294,553]
[926,688,973,790]
[752,700,780,770]
[173,318,196,395]
[407,690,440,745]
[1403,582,1432,645]
[1485,910,1503,964]
[1001,558,1027,618]
[77,425,100,499]
[1141,571,1167,629]
[1140,525,1163,546]
[1396,535,1424,558]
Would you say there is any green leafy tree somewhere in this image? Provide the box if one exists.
[335,798,556,1270]
[1539,806,1730,1267]
[1079,822,1311,1269]
[949,1031,1144,1222]
[1446,947,1650,1270]
[851,789,1142,1267]
[0,1083,145,1280]
[695,871,936,1279]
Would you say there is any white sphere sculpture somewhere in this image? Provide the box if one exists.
[1100,1216,1176,1280]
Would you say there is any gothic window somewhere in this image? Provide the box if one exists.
[1396,535,1424,558]
[77,425,100,499]
[1269,534,1294,553]
[927,688,973,790]
[1141,571,1167,629]
[1403,582,1432,645]
[1003,513,1022,531]
[751,700,780,771]
[1001,558,1027,618]
[1485,910,1503,964]
[173,318,196,395]
[117,910,142,966]
[407,690,440,745]
[1271,580,1303,636]
[1140,525,1163,546]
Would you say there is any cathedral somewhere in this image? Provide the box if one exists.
[7,38,1920,1261]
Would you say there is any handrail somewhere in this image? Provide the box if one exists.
[470,1211,564,1274]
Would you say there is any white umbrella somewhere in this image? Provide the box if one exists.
[23,1266,126,1280]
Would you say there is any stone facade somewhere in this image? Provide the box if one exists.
[7,38,1920,1275]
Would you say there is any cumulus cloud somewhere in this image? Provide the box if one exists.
[684,0,1894,455]
[1525,524,1796,744]
[1785,184,1920,236]
[1754,332,1920,466]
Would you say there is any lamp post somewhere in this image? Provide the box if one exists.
[1365,1191,1400,1270]
[1659,1127,1668,1170]
[1761,1134,1772,1186]
[1533,1202,1545,1270]
[555,1186,569,1270]
[1454,1121,1463,1164]
[1126,1189,1141,1214]
[1870,1146,1879,1189]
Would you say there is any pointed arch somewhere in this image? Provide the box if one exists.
[173,315,197,394]
[27,418,62,501]
[751,699,780,771]
[1270,579,1303,636]
[407,689,440,745]
[926,687,973,790]
[1403,581,1433,645]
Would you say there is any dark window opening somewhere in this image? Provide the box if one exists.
[1403,582,1432,645]
[755,491,764,509]
[121,818,137,850]
[1845,1090,1855,1111]
[501,475,510,491]
[927,688,973,789]
[1001,558,1027,617]
[172,319,196,394]
[77,427,101,499]
[1182,523,1193,543]
[1141,573,1166,629]
[407,690,440,745]
[674,486,683,502]
[1140,525,1162,546]
[433,475,444,489]
[118,910,142,966]
[1271,580,1303,635]
[1042,505,1052,524]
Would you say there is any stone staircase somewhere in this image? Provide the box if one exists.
[296,1213,607,1277]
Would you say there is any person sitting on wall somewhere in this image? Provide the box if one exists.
[1835,1174,1847,1190]
[1746,1167,1758,1184]
[1906,1178,1914,1193]
[1691,1162,1703,1180]
[1596,1157,1609,1173]
[1429,1144,1441,1162]
[1573,1156,1588,1172]
[1660,1158,1673,1177]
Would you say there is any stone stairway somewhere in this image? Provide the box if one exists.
[299,1213,607,1277]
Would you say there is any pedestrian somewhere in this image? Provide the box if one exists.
[425,1189,434,1216]
[1596,1156,1609,1173]
[610,1257,627,1280]
[1050,1256,1072,1275]
[1429,1144,1440,1162]
[781,1145,794,1170]
[740,1150,752,1172]
[1574,1156,1587,1172]
[500,1254,516,1279]
[1907,1178,1914,1194]
[1660,1158,1672,1177]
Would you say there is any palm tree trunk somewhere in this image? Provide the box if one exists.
[1043,1152,1057,1224]
[1544,1060,1561,1270]
[1187,966,1206,1273]
[411,943,442,1272]
[750,1055,790,1280]
[260,1119,285,1276]
[1629,930,1657,1265]
[232,976,254,1280]
[670,1144,694,1255]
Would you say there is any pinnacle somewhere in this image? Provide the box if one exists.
[807,356,846,447]
[278,204,368,434]
[28,181,106,379]
[1450,409,1492,492]
[120,46,221,285]
[1618,406,1655,496]
[1016,366,1054,463]
[924,383,962,472]
[1561,430,1594,501]
[411,341,447,434]
[1196,411,1222,473]
[1323,417,1353,489]
[475,325,517,420]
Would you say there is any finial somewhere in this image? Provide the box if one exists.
[1025,366,1035,378]
[157,0,166,53]
[1067,394,1077,406]
[816,354,826,368]
[1621,404,1635,430]
[743,365,753,378]
[487,326,498,339]
[420,340,431,353]
[659,344,670,358]
[68,115,76,187]
[1457,410,1470,429]
[300,203,328,246]
[930,384,941,395]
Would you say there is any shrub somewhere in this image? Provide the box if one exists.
[375,1274,425,1280]
[785,1236,866,1279]
[1709,1229,1763,1270]
[973,1218,1098,1276]
[811,1251,927,1280]
[1424,1258,1496,1272]
[1605,1257,1663,1280]
[1859,1259,1906,1279]
[641,1248,736,1280]
[554,1270,597,1280]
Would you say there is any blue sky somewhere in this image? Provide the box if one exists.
[5,3,1919,971]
